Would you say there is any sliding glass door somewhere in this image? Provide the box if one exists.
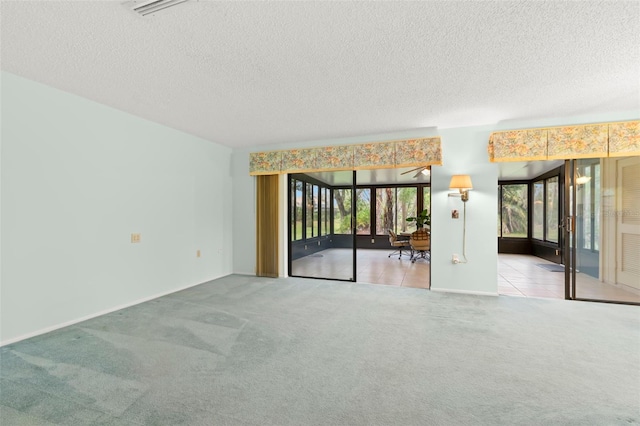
[288,171,356,281]
[565,158,640,304]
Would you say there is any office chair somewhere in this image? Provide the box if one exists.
[387,230,411,259]
[409,228,430,263]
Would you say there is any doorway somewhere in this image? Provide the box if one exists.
[496,157,640,304]
[287,168,431,288]
[288,170,356,281]
[565,157,640,304]
[497,160,564,299]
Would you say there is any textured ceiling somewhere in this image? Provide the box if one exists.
[1,0,639,148]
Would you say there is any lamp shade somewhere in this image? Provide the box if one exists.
[575,169,591,185]
[449,175,473,190]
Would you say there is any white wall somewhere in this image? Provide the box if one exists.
[1,72,234,344]
[431,126,498,295]
[231,149,256,275]
[232,111,638,294]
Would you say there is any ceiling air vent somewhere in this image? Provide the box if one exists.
[125,0,191,17]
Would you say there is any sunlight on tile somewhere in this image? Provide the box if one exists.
[292,248,429,289]
[499,254,640,303]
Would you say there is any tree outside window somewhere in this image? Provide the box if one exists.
[532,181,544,240]
[294,180,303,241]
[333,189,352,234]
[356,189,371,235]
[375,187,419,235]
[546,177,559,243]
[500,184,528,238]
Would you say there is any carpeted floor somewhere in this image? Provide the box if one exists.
[1,274,639,425]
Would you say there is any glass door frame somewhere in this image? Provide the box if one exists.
[287,171,357,282]
[563,159,576,300]
[563,159,639,306]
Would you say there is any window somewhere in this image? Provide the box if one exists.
[581,167,592,249]
[532,181,544,240]
[312,185,319,237]
[322,187,329,236]
[397,187,417,233]
[594,164,600,251]
[333,188,352,234]
[289,176,330,241]
[530,174,561,244]
[423,186,431,213]
[376,188,396,235]
[499,184,528,238]
[356,189,371,235]
[289,177,427,239]
[577,162,600,251]
[305,183,314,238]
[375,187,418,235]
[546,177,559,243]
[293,180,303,241]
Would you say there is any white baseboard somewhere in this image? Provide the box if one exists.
[430,287,499,297]
[0,275,229,347]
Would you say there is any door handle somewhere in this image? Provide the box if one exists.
[562,216,575,233]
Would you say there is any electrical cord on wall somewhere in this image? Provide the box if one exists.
[459,200,469,263]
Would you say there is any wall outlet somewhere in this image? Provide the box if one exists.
[452,254,460,264]
[131,233,141,243]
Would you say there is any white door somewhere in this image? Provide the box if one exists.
[616,157,640,289]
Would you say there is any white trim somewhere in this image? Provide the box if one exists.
[278,174,288,278]
[0,275,227,347]
[430,287,498,297]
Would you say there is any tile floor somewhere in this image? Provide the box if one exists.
[292,249,639,302]
[499,253,640,303]
[291,248,430,288]
[498,254,566,299]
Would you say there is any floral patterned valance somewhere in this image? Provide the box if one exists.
[488,129,547,162]
[488,120,639,162]
[609,121,640,157]
[547,124,608,160]
[249,137,442,175]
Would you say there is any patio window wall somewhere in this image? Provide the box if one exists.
[498,167,562,261]
[289,174,431,245]
[532,174,561,244]
[290,176,332,242]
[498,183,529,239]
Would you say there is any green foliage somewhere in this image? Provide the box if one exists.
[501,184,527,237]
[356,189,371,233]
[406,209,430,228]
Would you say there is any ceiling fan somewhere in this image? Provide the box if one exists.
[400,165,431,178]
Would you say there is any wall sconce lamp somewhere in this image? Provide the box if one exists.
[448,174,473,264]
[448,175,473,202]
